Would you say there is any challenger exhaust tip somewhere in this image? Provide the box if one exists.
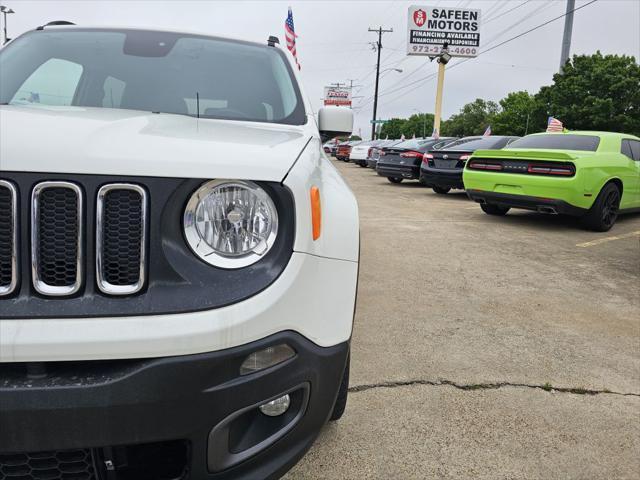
[537,206,558,215]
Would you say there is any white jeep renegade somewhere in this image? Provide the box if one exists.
[0,24,359,480]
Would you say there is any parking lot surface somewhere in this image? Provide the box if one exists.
[287,158,640,479]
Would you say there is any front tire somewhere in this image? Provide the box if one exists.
[581,183,621,232]
[387,177,403,184]
[358,161,367,168]
[329,356,350,421]
[480,203,510,216]
[432,186,451,194]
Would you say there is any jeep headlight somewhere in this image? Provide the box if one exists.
[184,180,278,269]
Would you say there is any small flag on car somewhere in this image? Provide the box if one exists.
[400,134,406,141]
[285,7,301,70]
[432,128,439,139]
[483,125,492,136]
[547,116,564,132]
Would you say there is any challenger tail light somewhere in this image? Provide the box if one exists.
[400,151,423,158]
[468,160,503,171]
[367,147,373,157]
[422,153,433,165]
[527,164,574,176]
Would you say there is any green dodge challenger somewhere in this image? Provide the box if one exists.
[463,131,640,231]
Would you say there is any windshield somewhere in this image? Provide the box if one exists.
[508,134,600,151]
[442,137,512,151]
[391,139,432,150]
[0,28,306,124]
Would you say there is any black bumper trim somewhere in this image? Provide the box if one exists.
[0,332,350,480]
[466,190,588,216]
[376,164,419,179]
[419,168,464,189]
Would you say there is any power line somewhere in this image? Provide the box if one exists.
[485,0,532,24]
[481,0,597,57]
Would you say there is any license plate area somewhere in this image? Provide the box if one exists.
[434,159,458,169]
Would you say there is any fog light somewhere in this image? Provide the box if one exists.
[240,344,295,375]
[259,394,291,417]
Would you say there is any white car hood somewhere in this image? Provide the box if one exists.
[0,105,310,181]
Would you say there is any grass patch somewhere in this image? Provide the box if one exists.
[569,387,590,395]
[542,382,553,392]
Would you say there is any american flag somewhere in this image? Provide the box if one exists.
[285,8,300,70]
[432,127,439,139]
[547,116,564,132]
[483,125,492,136]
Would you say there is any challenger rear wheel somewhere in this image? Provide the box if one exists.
[581,183,620,232]
[480,203,510,216]
[432,186,451,194]
[387,177,403,184]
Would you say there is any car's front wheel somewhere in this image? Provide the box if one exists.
[358,161,367,168]
[329,355,349,421]
[432,186,451,194]
[387,177,403,184]
[581,182,621,232]
[480,203,510,216]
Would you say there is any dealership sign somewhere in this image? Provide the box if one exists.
[407,5,481,58]
[324,86,352,107]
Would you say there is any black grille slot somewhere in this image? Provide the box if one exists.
[0,182,17,294]
[103,190,143,285]
[96,184,147,295]
[37,188,80,287]
[0,449,97,480]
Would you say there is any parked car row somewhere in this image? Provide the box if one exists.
[329,131,640,231]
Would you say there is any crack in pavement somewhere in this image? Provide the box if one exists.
[348,379,640,397]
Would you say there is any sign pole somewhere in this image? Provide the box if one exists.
[406,6,482,135]
[433,59,446,136]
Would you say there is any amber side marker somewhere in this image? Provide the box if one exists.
[310,186,321,240]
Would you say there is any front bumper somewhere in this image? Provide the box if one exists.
[0,253,357,362]
[376,163,419,179]
[419,167,464,189]
[0,331,349,479]
[366,159,377,168]
[466,190,588,216]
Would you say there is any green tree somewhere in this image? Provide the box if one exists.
[403,113,434,138]
[441,98,499,137]
[535,52,640,136]
[492,91,543,136]
[379,118,407,139]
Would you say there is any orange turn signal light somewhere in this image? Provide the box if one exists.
[310,186,321,240]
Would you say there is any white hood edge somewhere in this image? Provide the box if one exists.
[0,105,313,182]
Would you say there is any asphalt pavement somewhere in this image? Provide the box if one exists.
[286,157,640,479]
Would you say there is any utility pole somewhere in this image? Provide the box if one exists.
[346,79,361,109]
[0,5,15,45]
[368,26,393,140]
[559,0,575,71]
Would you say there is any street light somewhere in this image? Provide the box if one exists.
[0,5,15,45]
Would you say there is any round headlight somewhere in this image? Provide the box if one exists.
[183,180,278,269]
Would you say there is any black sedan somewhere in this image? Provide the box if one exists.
[376,137,456,183]
[420,136,520,194]
[365,139,402,168]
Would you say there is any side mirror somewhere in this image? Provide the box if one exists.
[318,107,353,143]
